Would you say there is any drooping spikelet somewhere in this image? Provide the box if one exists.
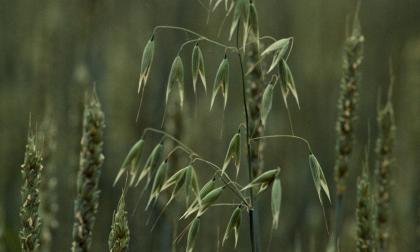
[20,130,43,252]
[356,162,375,252]
[374,86,395,251]
[71,89,105,252]
[334,9,364,198]
[39,108,58,252]
[108,191,130,252]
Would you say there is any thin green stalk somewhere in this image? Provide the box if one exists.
[236,19,258,252]
[153,26,237,52]
[250,134,313,154]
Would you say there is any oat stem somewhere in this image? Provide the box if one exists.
[236,19,258,252]
[153,26,237,52]
[250,134,313,154]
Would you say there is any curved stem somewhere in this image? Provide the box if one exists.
[286,107,295,135]
[176,38,203,55]
[250,134,313,153]
[164,145,191,160]
[153,25,237,52]
[192,158,250,208]
[142,128,196,155]
[259,35,277,42]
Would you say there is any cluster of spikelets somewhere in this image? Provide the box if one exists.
[124,0,333,251]
[71,90,105,252]
[374,85,395,250]
[356,159,376,252]
[15,1,338,251]
[19,131,43,252]
[108,191,130,252]
[334,10,365,197]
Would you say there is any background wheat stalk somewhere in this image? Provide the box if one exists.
[108,191,130,252]
[38,107,58,252]
[334,7,364,240]
[245,2,265,179]
[356,161,375,252]
[374,85,395,251]
[19,129,43,252]
[71,89,105,252]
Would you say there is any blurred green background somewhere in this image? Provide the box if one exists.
[0,0,419,251]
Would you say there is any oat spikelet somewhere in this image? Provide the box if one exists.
[108,191,130,252]
[20,130,43,252]
[356,162,375,252]
[374,86,395,251]
[334,10,364,197]
[71,89,105,252]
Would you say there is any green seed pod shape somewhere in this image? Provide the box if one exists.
[242,169,279,192]
[191,44,207,94]
[271,175,282,229]
[210,56,229,110]
[198,186,224,216]
[114,139,144,186]
[186,217,200,252]
[261,84,274,127]
[138,37,155,93]
[222,133,241,177]
[137,143,163,186]
[261,38,292,73]
[166,56,185,109]
[309,154,331,204]
[222,205,242,247]
[146,160,168,209]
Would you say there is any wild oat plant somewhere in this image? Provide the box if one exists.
[114,1,331,252]
[19,129,43,252]
[71,89,105,252]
